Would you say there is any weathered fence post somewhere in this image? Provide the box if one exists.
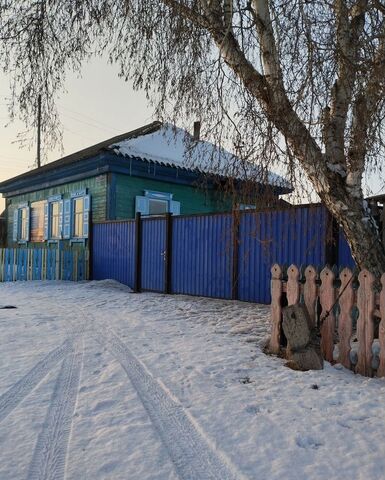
[269,264,282,354]
[319,266,336,362]
[287,264,300,305]
[304,265,317,326]
[356,269,375,377]
[378,273,385,377]
[338,268,354,370]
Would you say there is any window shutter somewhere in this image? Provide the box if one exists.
[25,206,31,241]
[13,209,19,241]
[63,199,72,239]
[43,202,49,240]
[169,200,181,216]
[135,196,149,215]
[59,200,64,238]
[83,195,91,238]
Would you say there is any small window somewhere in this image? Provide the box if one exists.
[50,201,61,239]
[135,191,181,216]
[30,201,45,242]
[73,197,84,238]
[148,198,168,216]
[239,204,256,211]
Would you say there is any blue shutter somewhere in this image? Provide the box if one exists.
[25,206,30,241]
[135,196,149,215]
[59,200,64,238]
[83,195,91,238]
[169,200,181,216]
[13,209,19,241]
[43,202,49,240]
[63,199,72,239]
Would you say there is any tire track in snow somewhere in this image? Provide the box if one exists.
[0,339,72,424]
[28,340,83,480]
[97,328,242,480]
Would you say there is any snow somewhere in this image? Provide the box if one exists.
[111,124,290,188]
[1,280,385,479]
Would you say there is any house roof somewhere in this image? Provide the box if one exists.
[0,121,291,194]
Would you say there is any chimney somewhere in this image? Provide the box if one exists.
[193,121,201,141]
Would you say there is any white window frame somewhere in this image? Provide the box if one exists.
[135,190,181,216]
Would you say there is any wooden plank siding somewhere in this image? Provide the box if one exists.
[6,175,107,246]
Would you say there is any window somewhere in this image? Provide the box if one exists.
[44,195,63,241]
[13,204,30,243]
[239,204,256,211]
[148,198,168,215]
[73,197,84,238]
[50,201,61,239]
[19,208,28,240]
[30,201,45,242]
[135,190,181,216]
[62,191,90,240]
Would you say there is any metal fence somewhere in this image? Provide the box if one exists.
[92,204,343,304]
[0,248,89,282]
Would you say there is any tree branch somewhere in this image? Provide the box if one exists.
[325,0,367,167]
[347,23,385,195]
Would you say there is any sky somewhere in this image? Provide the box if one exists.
[0,57,154,212]
[0,55,384,213]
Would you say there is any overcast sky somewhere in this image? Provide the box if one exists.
[1,55,384,213]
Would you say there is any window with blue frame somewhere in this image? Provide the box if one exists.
[13,203,30,243]
[62,190,90,240]
[135,190,180,216]
[44,195,63,241]
[50,201,62,238]
[73,197,84,238]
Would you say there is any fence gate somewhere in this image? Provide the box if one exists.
[140,217,167,293]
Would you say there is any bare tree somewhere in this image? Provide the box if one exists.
[1,1,385,272]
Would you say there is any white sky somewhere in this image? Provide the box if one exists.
[0,55,384,213]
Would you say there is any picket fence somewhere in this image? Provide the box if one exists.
[270,263,385,377]
[0,248,89,282]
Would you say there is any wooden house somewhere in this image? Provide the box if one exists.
[0,122,290,248]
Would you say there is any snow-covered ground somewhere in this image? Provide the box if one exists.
[0,280,385,480]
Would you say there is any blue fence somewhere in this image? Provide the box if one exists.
[172,214,234,299]
[92,204,345,304]
[338,230,356,268]
[237,205,329,303]
[0,248,89,282]
[92,221,136,287]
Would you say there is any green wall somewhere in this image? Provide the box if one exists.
[6,174,107,246]
[114,174,232,219]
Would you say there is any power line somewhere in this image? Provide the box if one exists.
[57,104,122,134]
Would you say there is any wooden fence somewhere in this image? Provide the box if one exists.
[0,248,89,282]
[270,263,385,378]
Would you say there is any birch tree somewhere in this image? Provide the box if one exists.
[1,1,385,272]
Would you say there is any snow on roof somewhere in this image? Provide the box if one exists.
[109,124,290,189]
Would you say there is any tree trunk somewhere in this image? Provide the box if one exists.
[321,189,385,276]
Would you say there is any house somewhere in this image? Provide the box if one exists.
[0,121,290,248]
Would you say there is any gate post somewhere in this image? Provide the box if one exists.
[165,213,173,294]
[134,212,142,293]
[231,210,240,300]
